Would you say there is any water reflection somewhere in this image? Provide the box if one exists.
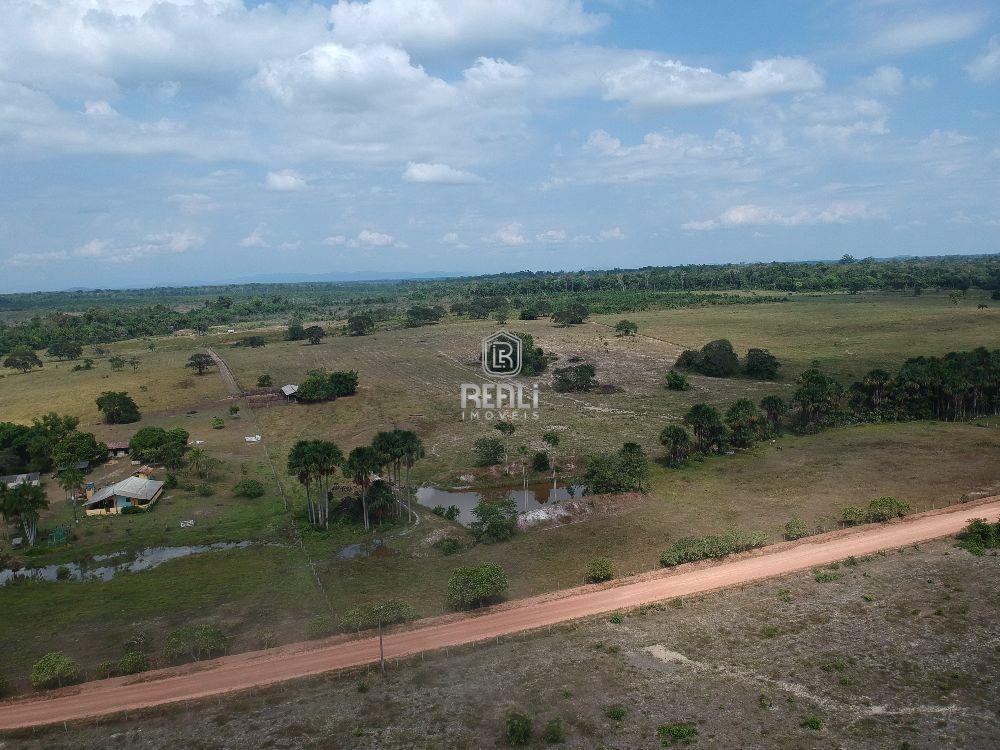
[416,482,583,526]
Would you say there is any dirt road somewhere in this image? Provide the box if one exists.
[2,497,997,731]
[204,347,243,397]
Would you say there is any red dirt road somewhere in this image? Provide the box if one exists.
[2,497,998,731]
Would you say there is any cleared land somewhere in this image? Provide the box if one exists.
[0,291,997,695]
[1,496,997,731]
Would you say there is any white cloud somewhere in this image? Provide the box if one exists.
[866,11,987,55]
[968,35,1000,83]
[266,169,307,191]
[323,235,349,246]
[535,229,567,243]
[240,225,268,247]
[683,202,884,231]
[403,162,483,184]
[279,240,303,250]
[329,0,605,54]
[6,230,205,266]
[920,130,975,148]
[601,56,823,112]
[84,100,118,119]
[356,229,396,246]
[485,223,526,246]
[597,227,625,241]
[858,66,904,96]
[442,232,469,248]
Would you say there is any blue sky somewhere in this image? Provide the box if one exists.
[1,0,998,292]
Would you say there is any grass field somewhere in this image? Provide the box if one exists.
[15,539,1000,749]
[0,290,997,693]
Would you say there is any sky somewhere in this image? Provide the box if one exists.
[1,0,998,292]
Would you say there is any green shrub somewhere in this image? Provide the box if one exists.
[783,517,809,541]
[55,565,71,580]
[341,600,415,631]
[841,506,866,526]
[532,451,551,472]
[306,615,336,640]
[196,483,215,497]
[473,436,505,465]
[605,705,626,720]
[801,714,823,730]
[164,473,178,490]
[660,530,769,567]
[433,536,465,555]
[542,718,565,743]
[585,557,615,583]
[665,370,691,391]
[30,652,81,689]
[97,660,116,679]
[470,498,518,543]
[0,675,9,697]
[356,680,369,693]
[657,722,699,744]
[118,651,148,675]
[505,712,533,746]
[865,496,909,522]
[447,561,508,609]
[211,416,225,429]
[956,517,1000,555]
[233,478,265,499]
[163,624,228,663]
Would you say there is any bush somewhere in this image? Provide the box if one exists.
[665,370,691,391]
[956,517,1000,555]
[676,339,739,377]
[306,615,336,640]
[433,537,465,555]
[257,374,273,388]
[660,530,769,567]
[473,436,506,466]
[0,674,10,697]
[505,712,533,746]
[532,451,550,472]
[118,651,148,675]
[585,557,615,583]
[447,561,508,609]
[55,565,71,580]
[163,624,228,663]
[97,660,117,679]
[865,496,909,522]
[801,714,823,730]
[542,718,566,743]
[783,517,809,541]
[233,478,265,498]
[553,363,598,392]
[211,416,225,429]
[840,506,866,526]
[30,652,81,689]
[657,722,699,744]
[605,705,626,720]
[432,504,460,521]
[470,498,518,543]
[341,600,415,631]
[196,483,215,497]
[744,348,781,379]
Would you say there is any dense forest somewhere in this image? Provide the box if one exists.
[0,255,997,356]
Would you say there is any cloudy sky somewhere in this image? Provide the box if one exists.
[1,0,998,292]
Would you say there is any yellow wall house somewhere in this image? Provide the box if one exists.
[83,475,165,516]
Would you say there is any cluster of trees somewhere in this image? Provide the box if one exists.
[405,305,446,327]
[0,480,48,546]
[583,443,650,494]
[0,413,96,475]
[346,312,375,336]
[287,428,424,531]
[129,426,189,468]
[514,332,548,376]
[295,369,359,403]
[95,391,141,424]
[676,339,781,380]
[553,362,598,392]
[0,294,300,357]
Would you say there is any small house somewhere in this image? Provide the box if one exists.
[107,441,130,458]
[1,472,40,490]
[84,474,164,516]
[281,384,299,401]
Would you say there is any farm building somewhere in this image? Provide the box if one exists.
[281,384,299,400]
[83,472,164,516]
[1,472,40,489]
[107,441,130,458]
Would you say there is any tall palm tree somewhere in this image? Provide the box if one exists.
[186,446,209,479]
[313,440,344,529]
[542,432,560,491]
[287,440,318,526]
[58,468,85,524]
[344,446,382,532]
[398,431,425,522]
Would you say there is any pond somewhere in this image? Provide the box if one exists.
[416,482,584,526]
[0,541,252,586]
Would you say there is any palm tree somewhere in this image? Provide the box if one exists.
[2,483,49,546]
[186,447,209,479]
[542,432,560,491]
[58,468,85,524]
[398,431,425,522]
[344,446,382,532]
[313,440,344,528]
[287,440,318,526]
